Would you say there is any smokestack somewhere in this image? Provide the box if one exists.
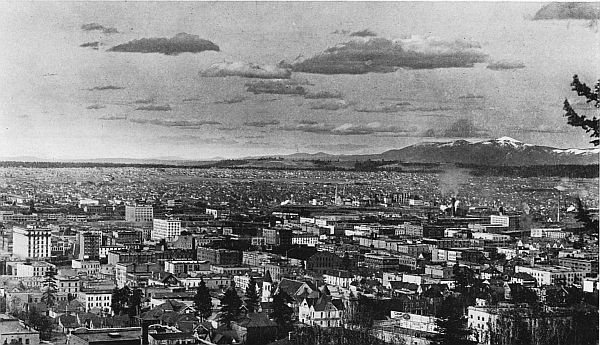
[451,198,456,217]
[141,319,153,345]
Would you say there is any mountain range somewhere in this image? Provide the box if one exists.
[1,137,598,167]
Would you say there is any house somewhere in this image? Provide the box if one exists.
[57,314,80,334]
[298,295,344,328]
[0,314,39,345]
[231,312,278,345]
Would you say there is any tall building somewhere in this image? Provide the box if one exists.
[151,218,181,241]
[12,226,52,258]
[125,205,154,223]
[77,231,101,260]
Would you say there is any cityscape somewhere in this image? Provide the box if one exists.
[0,2,599,345]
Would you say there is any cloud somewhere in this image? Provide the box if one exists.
[289,36,487,74]
[409,105,453,112]
[134,98,155,104]
[304,91,343,99]
[299,119,319,125]
[245,80,307,95]
[310,100,350,111]
[135,104,171,111]
[214,96,246,104]
[356,102,411,113]
[200,61,291,79]
[350,29,377,37]
[81,23,118,34]
[332,29,351,35]
[99,115,127,121]
[130,119,221,128]
[486,60,526,70]
[533,2,600,20]
[281,121,419,136]
[307,143,370,151]
[80,42,100,49]
[244,120,280,127]
[108,33,219,55]
[511,124,569,134]
[157,135,238,144]
[88,85,124,91]
[441,118,488,137]
[86,104,105,110]
[182,97,202,102]
[458,93,485,100]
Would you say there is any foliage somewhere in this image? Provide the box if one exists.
[563,75,599,146]
[41,269,57,308]
[194,279,213,321]
[244,276,260,313]
[111,286,132,315]
[27,308,53,340]
[509,284,539,305]
[348,294,376,329]
[219,281,242,327]
[431,296,475,345]
[128,288,143,317]
[574,198,599,235]
[270,290,294,336]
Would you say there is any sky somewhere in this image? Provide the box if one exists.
[0,1,599,160]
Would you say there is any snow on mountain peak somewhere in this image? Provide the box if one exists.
[496,136,522,144]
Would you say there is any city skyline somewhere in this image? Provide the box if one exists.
[1,2,599,160]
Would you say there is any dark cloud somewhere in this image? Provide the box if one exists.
[289,36,487,74]
[281,121,418,136]
[310,100,350,111]
[81,23,118,34]
[299,119,319,125]
[409,105,453,112]
[244,120,280,127]
[99,115,127,121]
[108,33,219,55]
[88,85,124,91]
[486,60,526,70]
[304,91,343,99]
[134,98,155,104]
[200,61,291,79]
[135,104,171,111]
[215,96,246,104]
[356,102,411,113]
[307,143,370,151]
[245,80,307,95]
[86,104,105,110]
[332,29,351,35]
[458,94,485,100]
[350,29,377,37]
[533,2,600,20]
[441,118,488,137]
[182,97,202,102]
[80,42,100,49]
[130,119,221,128]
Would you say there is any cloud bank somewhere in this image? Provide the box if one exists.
[88,85,124,91]
[86,104,105,110]
[200,61,291,79]
[81,23,118,34]
[246,80,307,95]
[486,60,526,70]
[244,120,280,127]
[310,100,350,111]
[109,33,219,55]
[80,42,100,49]
[99,115,127,121]
[533,2,600,20]
[356,102,411,113]
[350,29,377,37]
[215,96,246,104]
[304,91,343,99]
[441,118,488,137]
[130,119,221,128]
[281,121,418,136]
[290,36,487,74]
[135,104,172,111]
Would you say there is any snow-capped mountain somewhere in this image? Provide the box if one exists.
[377,137,599,166]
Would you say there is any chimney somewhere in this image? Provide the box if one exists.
[451,198,456,217]
[141,318,154,345]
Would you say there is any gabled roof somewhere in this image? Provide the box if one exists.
[512,272,536,281]
[235,312,277,328]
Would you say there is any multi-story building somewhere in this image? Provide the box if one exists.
[56,275,80,295]
[323,270,355,288]
[151,218,181,241]
[298,295,344,328]
[557,257,598,276]
[196,247,241,266]
[164,260,211,275]
[262,228,293,246]
[78,231,101,260]
[77,289,112,313]
[363,253,400,270]
[125,205,154,223]
[0,313,40,345]
[72,260,101,276]
[292,234,319,247]
[13,261,56,277]
[12,226,51,259]
[514,265,586,286]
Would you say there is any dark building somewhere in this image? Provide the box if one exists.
[196,247,241,265]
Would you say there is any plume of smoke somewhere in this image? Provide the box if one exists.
[438,168,470,197]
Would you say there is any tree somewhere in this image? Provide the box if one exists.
[270,290,294,337]
[431,296,475,345]
[128,288,143,317]
[194,279,212,321]
[41,269,57,309]
[219,281,242,327]
[563,75,599,146]
[574,198,599,235]
[350,294,376,329]
[341,252,352,271]
[244,276,259,313]
[111,286,131,315]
